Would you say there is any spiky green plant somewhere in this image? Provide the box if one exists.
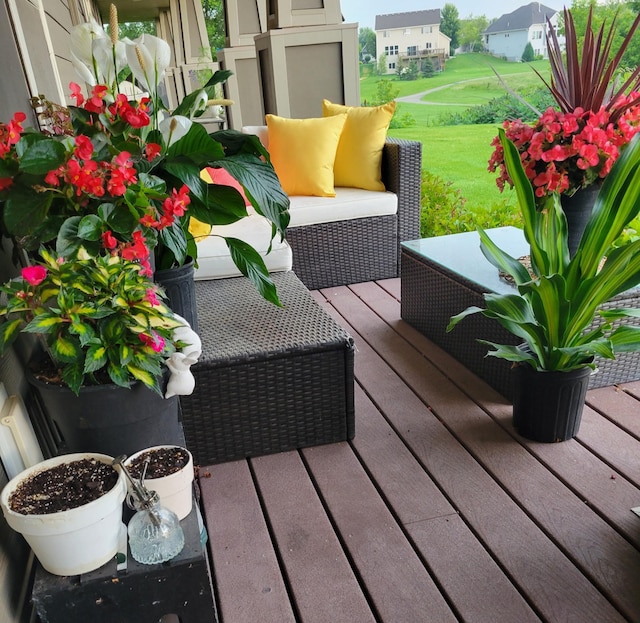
[447,131,640,371]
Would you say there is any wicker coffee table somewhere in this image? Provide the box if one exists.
[400,226,640,399]
[180,271,355,465]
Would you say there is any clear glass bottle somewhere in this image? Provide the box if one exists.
[113,455,185,565]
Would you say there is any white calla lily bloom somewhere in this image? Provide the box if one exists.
[126,34,171,95]
[160,115,192,147]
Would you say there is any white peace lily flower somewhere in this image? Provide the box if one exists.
[126,34,171,95]
[71,50,97,86]
[70,19,107,67]
[189,90,209,118]
[92,38,128,89]
[160,115,192,147]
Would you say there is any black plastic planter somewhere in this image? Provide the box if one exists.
[512,364,592,442]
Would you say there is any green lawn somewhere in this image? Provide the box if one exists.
[389,123,519,217]
[359,53,551,222]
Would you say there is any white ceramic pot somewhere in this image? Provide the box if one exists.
[124,445,193,520]
[0,453,126,576]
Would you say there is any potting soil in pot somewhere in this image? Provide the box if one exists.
[127,446,191,479]
[8,458,119,515]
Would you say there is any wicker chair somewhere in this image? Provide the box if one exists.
[286,137,423,290]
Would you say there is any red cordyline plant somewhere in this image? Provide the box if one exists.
[537,6,640,122]
[489,6,640,201]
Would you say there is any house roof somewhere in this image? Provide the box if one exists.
[484,2,557,34]
[375,9,441,31]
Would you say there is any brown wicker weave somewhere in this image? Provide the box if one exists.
[180,271,355,465]
[287,138,422,290]
[400,229,640,399]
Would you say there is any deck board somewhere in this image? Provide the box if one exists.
[199,278,640,623]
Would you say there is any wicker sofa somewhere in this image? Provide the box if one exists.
[286,137,423,290]
[194,136,423,290]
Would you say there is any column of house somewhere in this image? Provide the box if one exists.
[220,0,359,129]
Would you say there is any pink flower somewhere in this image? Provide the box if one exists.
[139,332,165,353]
[145,288,160,306]
[489,99,640,200]
[21,265,47,286]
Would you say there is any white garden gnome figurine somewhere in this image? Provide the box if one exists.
[165,315,202,398]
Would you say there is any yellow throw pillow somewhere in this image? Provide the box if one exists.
[322,99,396,191]
[265,113,348,197]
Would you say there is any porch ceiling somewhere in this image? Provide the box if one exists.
[95,0,170,22]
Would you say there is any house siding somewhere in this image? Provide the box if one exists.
[375,10,450,75]
[483,2,560,61]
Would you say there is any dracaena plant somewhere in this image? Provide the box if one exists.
[449,130,640,372]
[0,3,289,305]
[0,248,186,396]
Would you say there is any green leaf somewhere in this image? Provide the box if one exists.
[61,363,84,396]
[4,187,53,237]
[226,237,282,306]
[50,335,82,363]
[219,156,290,235]
[83,344,108,373]
[127,365,159,391]
[16,135,67,174]
[609,325,640,352]
[0,319,24,354]
[56,216,83,257]
[23,315,65,333]
[77,214,104,241]
[167,122,224,163]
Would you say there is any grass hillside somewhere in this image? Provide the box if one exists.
[362,54,552,234]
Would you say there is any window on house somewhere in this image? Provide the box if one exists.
[404,28,411,35]
[407,46,417,56]
[388,62,396,69]
[422,26,432,34]
[383,31,390,37]
[384,45,399,56]
[425,42,432,49]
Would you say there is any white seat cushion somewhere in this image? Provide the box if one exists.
[288,187,398,228]
[194,213,292,280]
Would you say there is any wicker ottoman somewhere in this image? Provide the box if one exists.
[180,271,355,465]
[401,227,640,399]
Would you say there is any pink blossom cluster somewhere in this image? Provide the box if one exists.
[489,94,640,199]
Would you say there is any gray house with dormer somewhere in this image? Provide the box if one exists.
[483,2,561,61]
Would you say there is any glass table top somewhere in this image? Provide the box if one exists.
[401,226,529,295]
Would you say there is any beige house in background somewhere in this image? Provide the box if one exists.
[375,9,450,75]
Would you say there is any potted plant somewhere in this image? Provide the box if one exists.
[0,4,289,309]
[448,130,640,442]
[124,445,194,520]
[0,452,127,576]
[0,248,200,456]
[488,7,640,255]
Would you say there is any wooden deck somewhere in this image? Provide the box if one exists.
[197,278,640,623]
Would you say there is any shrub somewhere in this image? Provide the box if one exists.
[436,87,556,126]
[420,170,521,237]
[521,42,535,62]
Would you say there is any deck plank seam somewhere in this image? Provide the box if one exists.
[295,447,385,623]
[246,457,303,623]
